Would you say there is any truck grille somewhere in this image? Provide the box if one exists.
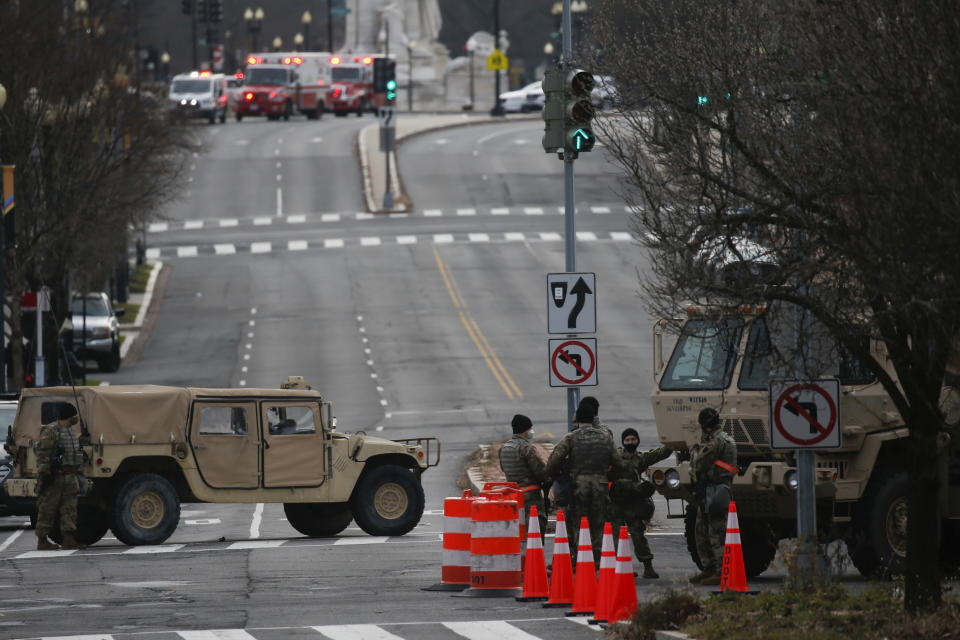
[722,417,769,452]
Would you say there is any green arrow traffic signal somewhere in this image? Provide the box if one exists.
[563,69,596,154]
[569,128,595,152]
[386,79,397,102]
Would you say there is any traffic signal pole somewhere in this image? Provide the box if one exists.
[561,0,579,430]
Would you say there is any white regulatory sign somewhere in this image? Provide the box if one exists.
[378,106,396,129]
[547,272,596,334]
[548,338,598,387]
[769,379,841,449]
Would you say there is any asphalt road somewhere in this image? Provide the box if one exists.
[0,115,821,640]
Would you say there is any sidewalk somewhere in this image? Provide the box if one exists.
[117,260,164,362]
[358,113,538,213]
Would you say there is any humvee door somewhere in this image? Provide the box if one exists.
[261,402,326,487]
[190,402,260,488]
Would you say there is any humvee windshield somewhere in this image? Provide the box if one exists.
[660,318,743,390]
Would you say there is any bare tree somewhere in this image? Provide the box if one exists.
[589,0,960,612]
[0,2,191,386]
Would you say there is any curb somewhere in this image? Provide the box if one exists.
[119,260,164,362]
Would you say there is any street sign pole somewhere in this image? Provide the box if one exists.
[382,19,393,210]
[561,0,579,431]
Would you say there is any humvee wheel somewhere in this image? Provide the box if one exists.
[849,471,908,578]
[50,504,110,546]
[684,504,776,578]
[284,503,353,537]
[111,473,180,546]
[350,464,424,536]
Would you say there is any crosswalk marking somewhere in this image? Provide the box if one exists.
[397,235,417,245]
[504,232,526,241]
[226,540,284,550]
[610,232,632,241]
[577,231,598,241]
[214,244,236,255]
[443,621,543,640]
[253,217,272,226]
[148,222,168,232]
[184,220,204,230]
[321,213,341,222]
[456,208,476,216]
[539,232,562,241]
[524,207,544,215]
[122,544,185,554]
[287,215,306,224]
[312,625,405,640]
[146,248,161,260]
[361,237,381,247]
[468,233,490,242]
[434,234,454,244]
[15,549,77,559]
[38,634,110,640]
[288,240,308,251]
[423,209,442,217]
[177,246,198,257]
[219,219,238,228]
[178,631,258,640]
[356,213,375,221]
[250,242,271,254]
[591,206,610,214]
[491,207,509,215]
[325,239,344,249]
[332,536,389,546]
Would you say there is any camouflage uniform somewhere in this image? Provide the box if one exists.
[499,434,548,533]
[35,422,84,544]
[611,445,673,562]
[689,427,737,577]
[546,422,624,564]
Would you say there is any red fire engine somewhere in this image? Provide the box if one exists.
[235,52,331,121]
[326,54,392,117]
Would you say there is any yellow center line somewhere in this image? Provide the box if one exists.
[434,249,522,400]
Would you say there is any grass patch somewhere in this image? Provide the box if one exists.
[77,378,102,386]
[610,584,960,640]
[128,263,154,294]
[115,301,140,321]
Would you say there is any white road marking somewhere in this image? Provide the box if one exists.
[219,218,238,227]
[184,519,221,525]
[491,207,510,215]
[443,621,543,640]
[434,138,449,145]
[321,213,341,222]
[456,208,476,216]
[36,634,110,640]
[243,354,250,361]
[286,214,306,224]
[227,540,284,550]
[236,139,249,145]
[591,206,611,214]
[397,235,417,245]
[177,246,198,258]
[250,503,263,539]
[356,213,374,220]
[433,234,453,244]
[524,207,544,215]
[15,549,76,559]
[184,220,204,230]
[379,399,388,407]
[245,343,252,350]
[275,161,282,169]
[311,136,324,143]
[423,209,442,217]
[312,625,406,640]
[361,237,381,247]
[214,244,236,255]
[179,631,259,640]
[239,381,246,387]
[148,222,168,232]
[109,580,191,586]
[468,233,490,242]
[250,242,272,254]
[146,247,161,258]
[577,231,598,241]
[276,187,283,216]
[504,232,526,241]
[388,213,408,219]
[332,537,389,546]
[539,232,562,241]
[325,239,345,249]
[610,232,633,241]
[254,217,272,226]
[288,240,308,251]
[0,526,26,553]
[120,544,187,555]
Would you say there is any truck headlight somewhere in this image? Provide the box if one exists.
[91,327,110,338]
[665,469,681,489]
[784,469,798,491]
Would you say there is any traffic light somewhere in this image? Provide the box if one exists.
[181,0,192,15]
[208,0,222,23]
[196,0,208,22]
[373,58,388,92]
[384,60,397,103]
[563,69,596,153]
[541,67,565,153]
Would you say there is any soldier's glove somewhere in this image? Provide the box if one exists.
[36,475,51,496]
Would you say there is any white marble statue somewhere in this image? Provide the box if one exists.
[344,0,442,55]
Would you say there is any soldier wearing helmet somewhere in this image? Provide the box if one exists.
[688,407,738,586]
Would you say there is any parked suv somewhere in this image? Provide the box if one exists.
[67,292,124,372]
[4,379,438,546]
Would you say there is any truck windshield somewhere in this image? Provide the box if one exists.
[660,318,743,390]
[738,319,771,390]
[246,68,288,85]
[170,79,211,94]
[332,67,362,82]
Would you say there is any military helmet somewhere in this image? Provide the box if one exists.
[698,407,720,431]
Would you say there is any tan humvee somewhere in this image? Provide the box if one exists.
[6,380,439,546]
[648,305,960,580]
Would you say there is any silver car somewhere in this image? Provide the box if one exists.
[69,293,124,372]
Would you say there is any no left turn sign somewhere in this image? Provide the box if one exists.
[769,379,841,449]
[548,338,598,387]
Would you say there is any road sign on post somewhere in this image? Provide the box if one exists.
[378,106,396,152]
[547,272,595,334]
[486,49,509,71]
[769,379,841,449]
[549,338,598,387]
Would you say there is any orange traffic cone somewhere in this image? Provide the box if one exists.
[544,509,574,608]
[607,525,639,623]
[516,505,549,601]
[588,522,617,625]
[564,517,596,617]
[720,501,749,592]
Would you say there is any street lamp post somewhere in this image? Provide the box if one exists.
[302,11,312,50]
[571,0,588,50]
[407,40,416,112]
[293,33,304,51]
[543,41,555,66]
[160,51,171,82]
[272,36,282,52]
[490,0,504,116]
[244,7,264,54]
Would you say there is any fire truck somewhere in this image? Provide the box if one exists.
[326,54,391,117]
[235,52,331,121]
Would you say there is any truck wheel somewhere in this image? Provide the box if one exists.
[284,503,353,537]
[684,504,704,570]
[684,506,776,577]
[110,473,180,546]
[350,464,424,536]
[848,470,908,578]
[50,504,110,546]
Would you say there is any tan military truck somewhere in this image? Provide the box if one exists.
[5,381,438,546]
[648,304,960,579]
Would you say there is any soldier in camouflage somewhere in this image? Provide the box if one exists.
[688,407,738,586]
[610,428,673,578]
[499,414,548,533]
[35,403,86,551]
[546,401,624,565]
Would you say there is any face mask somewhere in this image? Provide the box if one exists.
[623,443,638,453]
[524,428,535,439]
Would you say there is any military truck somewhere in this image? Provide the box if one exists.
[5,381,439,546]
[648,304,960,578]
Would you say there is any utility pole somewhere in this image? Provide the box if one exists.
[490,0,504,116]
[382,18,393,210]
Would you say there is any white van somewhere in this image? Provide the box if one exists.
[168,71,227,124]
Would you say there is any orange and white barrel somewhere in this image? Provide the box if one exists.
[453,498,522,598]
[423,490,474,592]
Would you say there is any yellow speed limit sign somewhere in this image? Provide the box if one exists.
[486,49,509,71]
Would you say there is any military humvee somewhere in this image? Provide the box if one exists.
[5,381,439,546]
[648,305,960,579]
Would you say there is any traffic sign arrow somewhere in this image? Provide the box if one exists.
[571,128,594,151]
[567,277,592,329]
